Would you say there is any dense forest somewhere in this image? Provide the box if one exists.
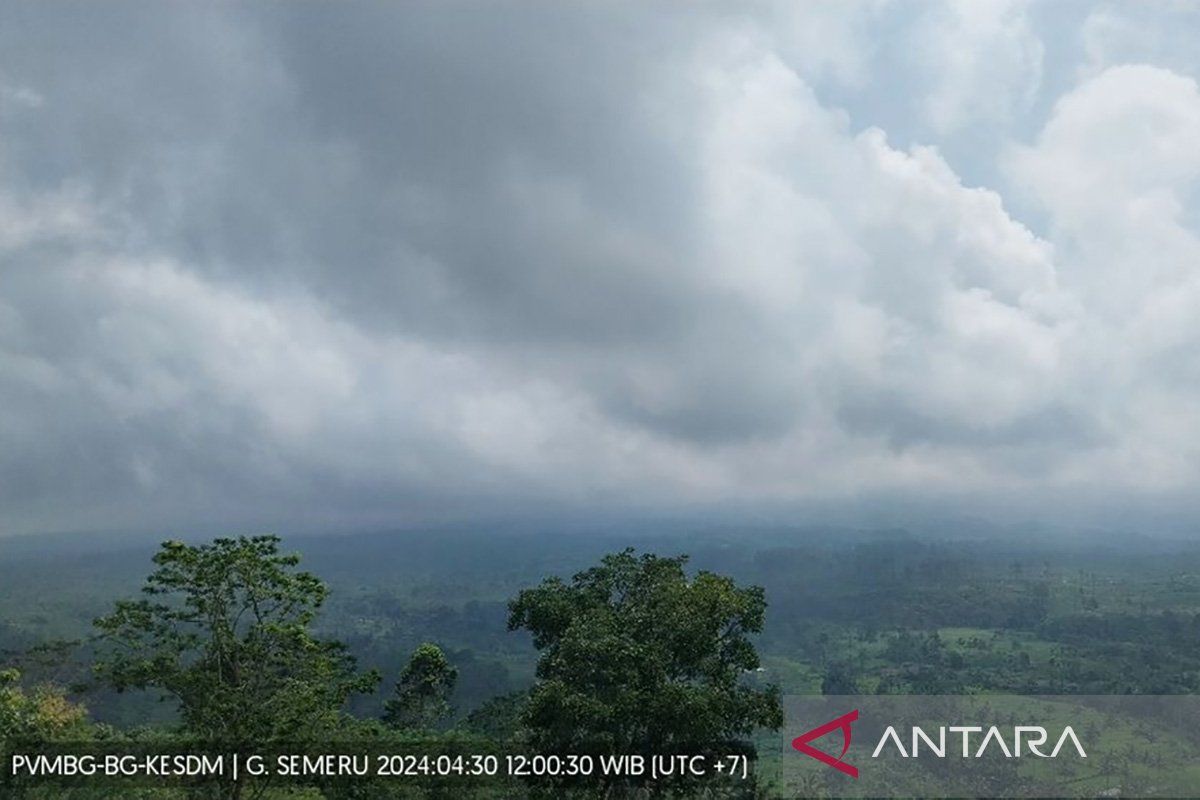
[5,526,1200,797]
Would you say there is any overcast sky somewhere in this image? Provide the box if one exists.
[2,2,1200,537]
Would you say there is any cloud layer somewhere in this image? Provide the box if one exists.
[2,2,1200,535]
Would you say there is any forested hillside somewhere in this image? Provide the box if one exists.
[5,528,1200,796]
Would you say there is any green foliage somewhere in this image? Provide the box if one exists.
[463,691,527,740]
[0,668,91,744]
[383,643,457,732]
[14,529,1200,795]
[1,669,99,799]
[819,662,860,695]
[508,548,783,757]
[92,536,378,744]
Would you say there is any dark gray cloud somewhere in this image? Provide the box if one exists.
[2,2,1200,536]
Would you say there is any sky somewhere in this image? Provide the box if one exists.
[2,2,1200,537]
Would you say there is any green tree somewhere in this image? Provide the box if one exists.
[93,536,378,745]
[820,662,860,695]
[508,549,783,759]
[1,669,97,799]
[383,643,457,732]
[0,668,90,745]
[464,691,527,740]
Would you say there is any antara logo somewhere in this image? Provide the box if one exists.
[792,709,859,778]
[792,709,1088,778]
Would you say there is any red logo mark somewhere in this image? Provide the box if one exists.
[791,709,859,778]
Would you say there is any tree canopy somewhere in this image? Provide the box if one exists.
[383,642,457,732]
[93,535,377,744]
[508,548,783,757]
[0,668,90,746]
